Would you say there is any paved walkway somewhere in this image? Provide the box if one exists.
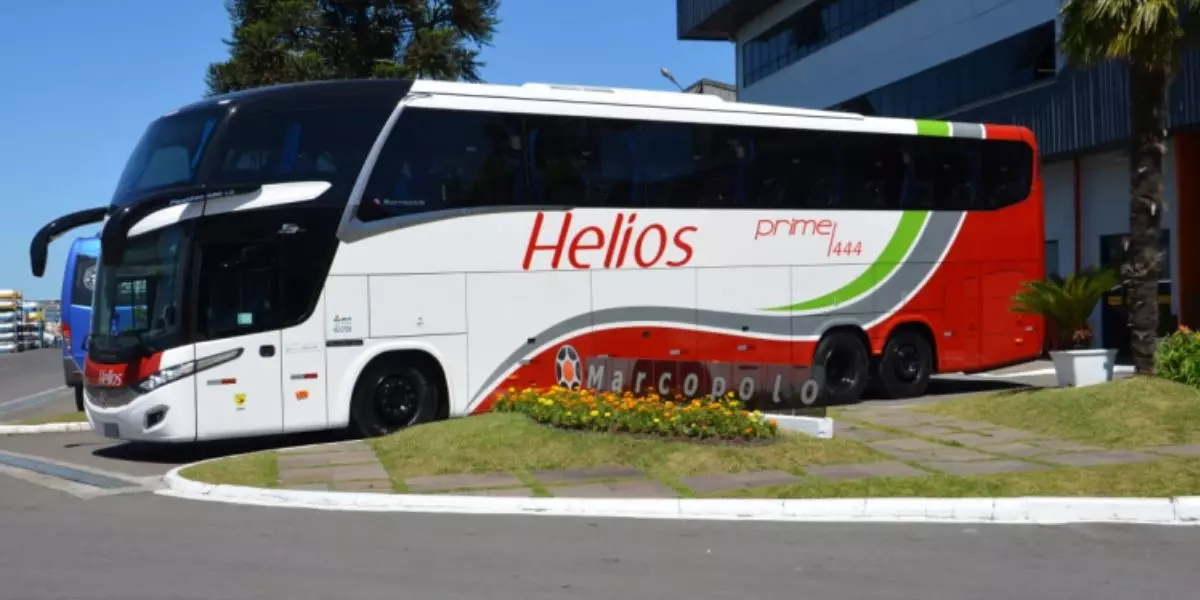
[272,408,1200,498]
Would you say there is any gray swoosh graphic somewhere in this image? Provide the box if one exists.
[470,210,965,408]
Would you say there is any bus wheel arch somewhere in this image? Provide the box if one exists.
[875,321,936,400]
[349,349,449,437]
[812,325,872,406]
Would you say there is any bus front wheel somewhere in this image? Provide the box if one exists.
[351,359,440,437]
[813,331,870,405]
[876,330,933,399]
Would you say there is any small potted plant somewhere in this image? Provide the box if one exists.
[1011,266,1120,387]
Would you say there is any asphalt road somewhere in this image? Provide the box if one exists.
[0,477,1197,600]
[6,353,1180,599]
[0,348,75,422]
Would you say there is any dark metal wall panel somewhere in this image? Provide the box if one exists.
[677,0,781,40]
[946,50,1200,159]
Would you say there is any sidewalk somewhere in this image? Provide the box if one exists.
[268,406,1200,499]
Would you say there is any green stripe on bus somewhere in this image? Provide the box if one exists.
[916,120,951,137]
[763,210,931,312]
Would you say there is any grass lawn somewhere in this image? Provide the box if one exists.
[6,411,89,426]
[918,377,1200,449]
[179,451,279,489]
[372,412,880,493]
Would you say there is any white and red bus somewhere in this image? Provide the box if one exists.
[30,79,1043,442]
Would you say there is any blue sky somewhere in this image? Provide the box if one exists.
[0,0,732,299]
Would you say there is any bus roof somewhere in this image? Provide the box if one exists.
[172,78,1028,142]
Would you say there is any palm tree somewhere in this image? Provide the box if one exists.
[1059,0,1200,373]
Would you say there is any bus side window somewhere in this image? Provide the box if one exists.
[359,109,523,220]
[641,122,745,209]
[982,141,1034,209]
[526,115,636,208]
[840,132,906,210]
[748,128,838,209]
[914,137,979,211]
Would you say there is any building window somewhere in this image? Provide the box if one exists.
[743,0,920,87]
[831,22,1058,118]
[1044,240,1060,278]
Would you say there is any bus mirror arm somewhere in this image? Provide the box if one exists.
[29,206,108,277]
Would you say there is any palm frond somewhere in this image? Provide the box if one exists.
[1011,266,1118,339]
[1059,0,1183,69]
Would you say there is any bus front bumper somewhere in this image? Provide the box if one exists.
[85,385,195,443]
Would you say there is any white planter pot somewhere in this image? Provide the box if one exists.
[1049,348,1119,387]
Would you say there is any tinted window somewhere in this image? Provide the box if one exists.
[749,128,838,208]
[71,255,97,307]
[641,122,750,208]
[840,132,909,209]
[111,109,222,207]
[912,137,980,210]
[527,115,639,207]
[212,106,391,192]
[981,141,1034,208]
[360,109,525,221]
[355,108,1032,216]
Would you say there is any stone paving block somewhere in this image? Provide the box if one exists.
[455,487,537,497]
[1029,440,1106,453]
[284,483,331,491]
[905,425,961,437]
[332,480,393,492]
[868,438,947,453]
[405,472,523,492]
[549,479,678,498]
[1040,451,1159,467]
[938,432,1033,447]
[277,451,380,470]
[278,467,337,485]
[869,440,996,463]
[858,412,950,427]
[280,441,373,454]
[1146,444,1200,457]
[331,463,391,482]
[980,442,1049,458]
[935,419,1004,432]
[919,460,1048,476]
[805,461,928,481]
[680,470,803,494]
[835,424,898,442]
[532,466,644,484]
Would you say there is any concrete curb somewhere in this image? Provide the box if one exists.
[0,422,93,436]
[159,461,1200,525]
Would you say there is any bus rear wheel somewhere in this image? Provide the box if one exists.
[876,329,933,399]
[351,359,439,437]
[813,331,870,405]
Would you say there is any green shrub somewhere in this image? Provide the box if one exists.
[493,386,780,441]
[1155,327,1200,387]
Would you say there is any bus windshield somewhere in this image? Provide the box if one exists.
[89,223,189,360]
[111,108,225,208]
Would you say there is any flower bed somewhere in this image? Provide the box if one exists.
[493,386,780,441]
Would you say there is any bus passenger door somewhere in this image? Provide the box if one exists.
[192,236,285,440]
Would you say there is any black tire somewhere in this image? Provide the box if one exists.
[813,331,870,405]
[350,359,440,437]
[877,329,934,399]
[74,386,85,412]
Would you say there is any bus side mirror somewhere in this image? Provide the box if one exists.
[29,206,108,277]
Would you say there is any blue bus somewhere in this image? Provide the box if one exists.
[61,236,100,411]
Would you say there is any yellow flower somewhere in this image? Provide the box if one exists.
[604,412,612,417]
[653,418,660,424]
[590,410,599,417]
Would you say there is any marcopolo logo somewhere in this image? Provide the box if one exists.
[577,356,825,411]
[555,345,583,389]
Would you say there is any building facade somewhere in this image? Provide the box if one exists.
[677,0,1200,354]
